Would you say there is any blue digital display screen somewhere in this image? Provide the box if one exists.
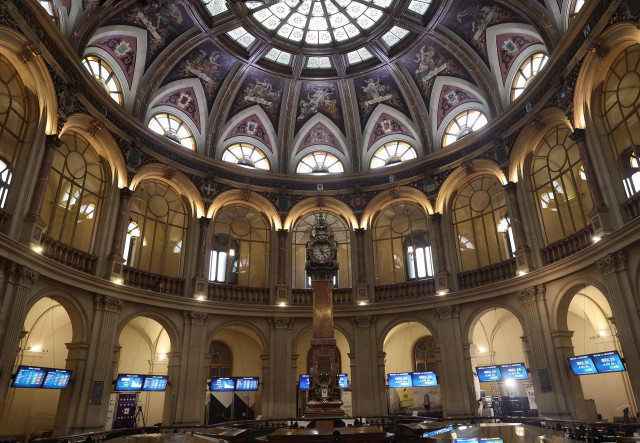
[411,371,438,387]
[211,377,235,391]
[591,351,625,373]
[477,365,502,382]
[455,439,479,443]
[299,374,310,390]
[422,426,453,437]
[500,363,528,380]
[142,375,168,391]
[12,366,47,388]
[387,372,412,388]
[235,377,259,391]
[42,369,72,389]
[568,355,598,375]
[480,439,504,443]
[115,374,144,391]
[337,374,348,389]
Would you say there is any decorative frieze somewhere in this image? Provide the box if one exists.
[597,251,627,275]
[433,304,459,320]
[351,315,376,328]
[95,295,124,313]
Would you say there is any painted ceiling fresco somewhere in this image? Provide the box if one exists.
[353,68,412,130]
[228,71,286,130]
[295,81,344,135]
[367,114,414,151]
[224,115,273,152]
[152,87,201,131]
[496,33,543,83]
[297,122,344,155]
[88,35,137,88]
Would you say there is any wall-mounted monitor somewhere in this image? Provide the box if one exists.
[387,372,412,388]
[480,439,504,443]
[455,439,479,443]
[42,369,72,389]
[500,363,528,380]
[591,351,625,373]
[411,371,438,387]
[211,377,235,391]
[11,366,47,388]
[422,426,453,438]
[337,374,348,389]
[299,374,311,390]
[568,355,598,375]
[235,377,259,391]
[115,374,144,391]
[476,365,502,382]
[142,375,168,392]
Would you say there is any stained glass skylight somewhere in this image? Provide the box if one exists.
[307,56,332,69]
[347,47,374,64]
[227,27,256,48]
[264,48,293,65]
[381,26,409,48]
[201,0,228,16]
[249,0,394,46]
[408,0,432,15]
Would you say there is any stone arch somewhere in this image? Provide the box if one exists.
[464,302,527,345]
[553,277,611,332]
[290,114,350,173]
[130,163,205,217]
[435,159,507,214]
[284,197,358,230]
[27,287,88,344]
[361,186,433,229]
[206,320,268,354]
[115,310,181,354]
[207,189,280,229]
[292,324,354,357]
[378,315,439,354]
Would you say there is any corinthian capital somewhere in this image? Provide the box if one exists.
[8,263,39,288]
[433,304,459,320]
[183,311,211,325]
[518,285,545,305]
[351,315,376,328]
[269,317,294,329]
[95,295,124,312]
[597,251,627,276]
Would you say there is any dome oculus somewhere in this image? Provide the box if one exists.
[248,0,393,46]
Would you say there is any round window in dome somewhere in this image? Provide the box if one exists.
[511,52,549,102]
[297,151,344,174]
[148,113,196,151]
[222,143,270,170]
[442,110,488,148]
[82,56,123,105]
[370,141,417,169]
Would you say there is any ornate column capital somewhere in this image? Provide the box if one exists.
[351,315,376,328]
[120,187,134,199]
[45,134,63,150]
[95,294,124,312]
[277,228,288,237]
[7,263,39,288]
[182,311,211,325]
[597,251,627,275]
[269,317,294,329]
[199,216,211,228]
[503,181,517,194]
[517,285,545,305]
[569,128,586,142]
[433,304,459,320]
[429,212,442,223]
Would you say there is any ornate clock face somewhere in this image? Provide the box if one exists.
[310,242,333,263]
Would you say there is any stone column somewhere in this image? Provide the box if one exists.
[354,229,369,303]
[549,330,589,420]
[163,351,182,425]
[20,134,63,248]
[105,188,133,282]
[597,251,640,411]
[275,229,289,304]
[173,311,210,425]
[265,317,295,418]
[429,213,450,294]
[570,129,611,236]
[432,305,475,416]
[193,217,210,299]
[260,354,270,417]
[52,342,90,435]
[504,182,533,274]
[350,315,386,416]
[517,286,573,419]
[0,262,39,398]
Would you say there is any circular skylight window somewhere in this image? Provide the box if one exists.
[247,0,393,46]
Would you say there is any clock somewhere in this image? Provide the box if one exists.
[310,241,334,264]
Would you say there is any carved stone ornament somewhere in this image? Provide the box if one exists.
[597,251,627,275]
[45,134,64,151]
[518,285,545,305]
[351,315,376,328]
[183,311,211,325]
[269,317,294,329]
[433,304,460,320]
[95,295,124,313]
[7,263,39,288]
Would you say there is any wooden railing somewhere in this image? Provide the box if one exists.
[623,193,640,220]
[458,258,516,289]
[123,266,184,296]
[291,288,352,305]
[208,283,269,304]
[374,279,435,302]
[541,225,594,264]
[40,234,96,273]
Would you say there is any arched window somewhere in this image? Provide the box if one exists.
[511,53,548,102]
[452,175,512,271]
[222,143,270,170]
[372,202,433,285]
[40,132,105,252]
[148,113,196,151]
[292,212,351,289]
[414,336,438,374]
[0,55,28,210]
[442,110,488,148]
[82,56,123,105]
[601,45,640,198]
[210,204,270,286]
[370,141,417,169]
[123,221,143,265]
[208,341,232,378]
[296,152,344,174]
[128,180,188,277]
[530,125,591,244]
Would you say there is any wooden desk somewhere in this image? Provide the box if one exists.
[256,427,392,442]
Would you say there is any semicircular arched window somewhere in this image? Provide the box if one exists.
[370,141,417,169]
[442,110,488,148]
[296,152,344,174]
[221,143,270,170]
[148,113,196,151]
[511,52,549,102]
[82,56,123,105]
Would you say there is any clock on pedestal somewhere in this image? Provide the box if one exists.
[304,212,344,417]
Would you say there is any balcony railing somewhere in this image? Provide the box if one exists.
[40,234,96,273]
[123,266,184,296]
[208,283,269,304]
[541,225,594,264]
[291,288,352,305]
[623,193,640,220]
[458,258,516,289]
[374,279,435,302]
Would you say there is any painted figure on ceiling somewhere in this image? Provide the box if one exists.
[457,5,495,41]
[243,79,281,109]
[298,86,340,121]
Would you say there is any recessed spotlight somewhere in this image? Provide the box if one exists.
[437,291,446,296]
[32,245,43,254]
[196,295,205,301]
[592,235,601,243]
[518,270,527,276]
[358,301,368,305]
[278,301,287,307]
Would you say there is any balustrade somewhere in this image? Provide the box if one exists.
[374,279,435,302]
[458,258,516,289]
[541,225,594,264]
[291,288,352,305]
[40,234,96,273]
[208,282,269,304]
[123,265,184,296]
[622,194,640,220]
